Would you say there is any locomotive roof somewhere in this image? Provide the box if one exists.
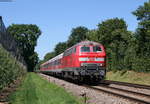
[48,53,63,62]
[66,41,102,51]
[75,41,102,46]
[41,53,63,66]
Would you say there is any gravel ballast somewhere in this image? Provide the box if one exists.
[39,73,145,104]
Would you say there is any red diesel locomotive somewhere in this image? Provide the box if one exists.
[40,41,106,82]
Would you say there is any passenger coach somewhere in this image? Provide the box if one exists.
[40,41,106,82]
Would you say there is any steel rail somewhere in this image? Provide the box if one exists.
[103,80,150,90]
[84,85,150,104]
[99,85,150,97]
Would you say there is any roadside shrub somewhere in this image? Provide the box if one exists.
[0,45,26,91]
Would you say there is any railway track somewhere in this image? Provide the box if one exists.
[42,73,150,104]
[103,80,150,90]
[84,85,150,104]
[83,80,150,104]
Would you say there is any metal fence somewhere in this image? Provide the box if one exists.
[0,16,26,66]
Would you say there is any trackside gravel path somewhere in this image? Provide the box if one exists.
[40,73,145,104]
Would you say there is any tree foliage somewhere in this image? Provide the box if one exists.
[133,0,150,56]
[94,18,133,71]
[132,0,150,21]
[44,52,55,62]
[97,18,127,46]
[7,24,41,72]
[86,30,99,42]
[132,0,150,72]
[67,26,88,47]
[54,42,67,56]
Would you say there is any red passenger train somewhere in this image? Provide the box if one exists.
[40,41,106,82]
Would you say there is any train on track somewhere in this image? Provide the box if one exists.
[40,41,106,82]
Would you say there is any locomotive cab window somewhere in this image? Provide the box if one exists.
[93,46,102,52]
[81,46,90,52]
[73,47,76,53]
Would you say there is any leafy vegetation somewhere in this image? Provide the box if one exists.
[40,1,150,72]
[7,24,41,72]
[67,26,88,47]
[95,18,133,71]
[132,0,150,72]
[0,45,26,91]
[55,42,67,56]
[9,73,82,104]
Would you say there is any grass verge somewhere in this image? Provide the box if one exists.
[106,71,150,85]
[9,73,82,104]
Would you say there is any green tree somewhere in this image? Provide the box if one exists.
[132,0,150,56]
[54,42,67,56]
[132,0,150,72]
[95,18,132,71]
[97,18,127,46]
[86,30,99,42]
[67,26,88,47]
[132,0,150,21]
[44,52,55,62]
[31,52,39,71]
[109,30,133,70]
[7,24,41,72]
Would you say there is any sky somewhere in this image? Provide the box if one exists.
[0,0,148,60]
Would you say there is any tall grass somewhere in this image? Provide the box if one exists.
[106,71,150,85]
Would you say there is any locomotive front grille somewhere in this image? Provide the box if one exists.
[87,64,97,70]
[87,66,97,70]
[81,63,98,70]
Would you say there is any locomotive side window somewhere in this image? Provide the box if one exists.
[73,47,76,53]
[64,48,75,56]
[81,46,90,52]
[93,46,102,52]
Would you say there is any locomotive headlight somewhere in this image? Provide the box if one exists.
[98,63,105,66]
[79,57,89,61]
[99,63,103,66]
[95,58,104,61]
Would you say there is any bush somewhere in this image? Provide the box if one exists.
[132,56,150,72]
[0,45,26,91]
